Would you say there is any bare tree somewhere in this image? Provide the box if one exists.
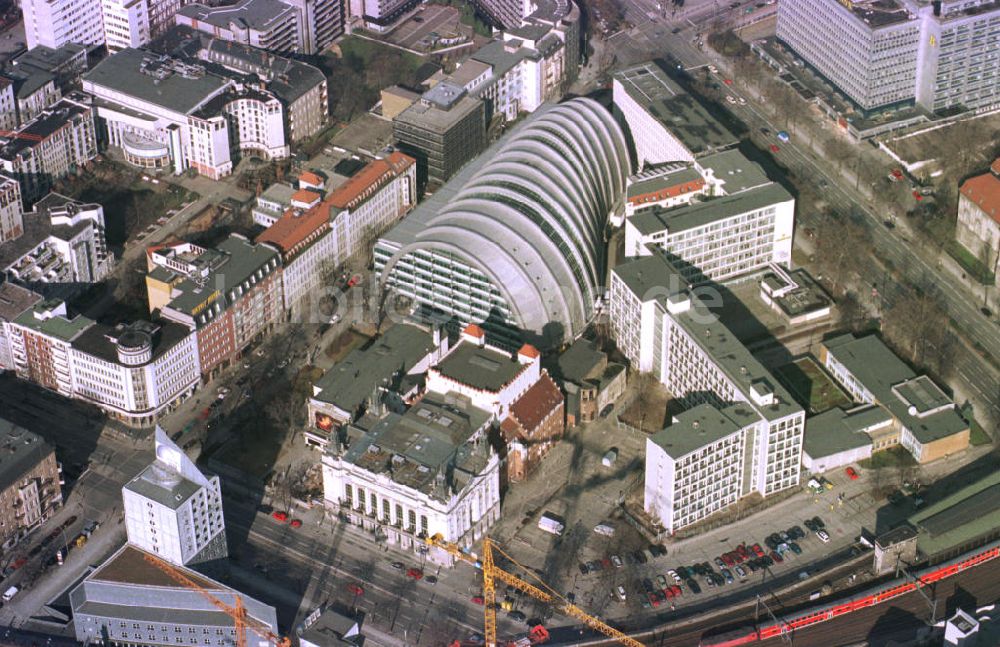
[813,213,870,296]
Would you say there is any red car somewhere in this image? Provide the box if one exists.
[729,551,744,564]
[735,544,749,559]
[724,78,733,85]
[648,591,660,607]
[770,551,784,564]
[406,567,424,580]
[670,585,682,597]
[846,467,859,480]
[272,511,288,522]
[471,596,485,605]
[289,519,302,528]
[769,144,780,153]
[347,583,364,596]
[912,190,923,200]
[751,543,765,558]
[721,553,735,566]
[346,274,362,288]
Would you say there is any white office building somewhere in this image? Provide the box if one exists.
[102,0,186,52]
[176,0,304,54]
[70,320,200,427]
[22,0,106,51]
[645,404,756,534]
[322,394,501,559]
[611,253,805,533]
[123,427,228,567]
[624,183,795,283]
[778,0,1000,114]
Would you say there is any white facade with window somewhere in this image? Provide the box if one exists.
[122,428,227,568]
[23,0,106,51]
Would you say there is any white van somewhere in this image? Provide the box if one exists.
[3,585,19,602]
[538,513,565,536]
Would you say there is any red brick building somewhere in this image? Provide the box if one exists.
[500,371,564,483]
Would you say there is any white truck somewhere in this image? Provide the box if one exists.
[538,513,565,536]
[3,585,18,602]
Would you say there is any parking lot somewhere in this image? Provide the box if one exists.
[382,4,465,51]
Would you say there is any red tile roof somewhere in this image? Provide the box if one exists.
[961,168,1000,224]
[299,171,324,186]
[628,178,706,205]
[291,189,321,204]
[255,201,331,254]
[505,372,563,435]
[463,323,485,338]
[327,152,415,210]
[518,343,540,359]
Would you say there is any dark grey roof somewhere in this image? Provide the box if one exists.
[70,320,192,366]
[434,342,526,392]
[803,405,889,459]
[0,282,42,323]
[0,96,92,159]
[556,338,606,382]
[123,461,203,510]
[630,183,793,235]
[697,149,771,194]
[83,48,228,115]
[0,417,55,494]
[615,62,738,156]
[204,38,325,104]
[74,600,232,626]
[300,608,362,647]
[312,324,435,415]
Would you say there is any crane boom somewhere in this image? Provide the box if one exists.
[425,535,645,647]
[141,553,290,647]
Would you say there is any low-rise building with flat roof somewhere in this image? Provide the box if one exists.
[759,265,833,325]
[908,470,1000,561]
[0,417,62,551]
[801,405,894,473]
[306,323,448,449]
[820,333,969,464]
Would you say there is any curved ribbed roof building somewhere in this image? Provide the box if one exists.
[376,98,632,348]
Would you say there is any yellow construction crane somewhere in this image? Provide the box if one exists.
[142,553,291,647]
[426,534,645,647]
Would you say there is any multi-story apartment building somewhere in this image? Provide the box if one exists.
[0,283,43,372]
[82,28,327,178]
[251,182,297,227]
[378,99,630,348]
[610,253,804,533]
[101,0,186,52]
[613,62,738,169]
[351,0,420,32]
[0,174,22,243]
[122,428,227,566]
[955,158,1000,276]
[6,298,92,397]
[624,183,795,283]
[645,404,755,534]
[778,0,1000,114]
[0,417,62,551]
[71,545,278,646]
[321,393,501,557]
[155,234,283,380]
[22,0,106,51]
[0,94,98,206]
[820,333,969,463]
[393,81,486,186]
[499,370,564,483]
[0,43,90,131]
[307,323,447,449]
[70,320,200,427]
[256,152,416,315]
[176,0,304,54]
[1,193,114,291]
[178,0,342,54]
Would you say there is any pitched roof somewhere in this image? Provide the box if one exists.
[960,167,1000,224]
[518,343,540,359]
[504,372,563,435]
[291,189,321,204]
[254,202,331,255]
[299,171,323,186]
[326,152,414,210]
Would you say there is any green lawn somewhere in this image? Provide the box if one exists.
[773,358,853,413]
[858,446,917,470]
[970,419,993,446]
[946,241,995,284]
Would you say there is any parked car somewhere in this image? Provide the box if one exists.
[508,610,526,622]
[289,519,302,529]
[714,557,726,569]
[407,568,423,579]
[347,583,364,595]
[610,554,623,568]
[770,551,784,564]
[804,519,818,532]
[390,561,405,570]
[751,544,765,557]
[633,550,648,564]
[656,574,668,589]
[579,562,590,575]
[425,575,438,584]
[686,579,702,594]
[845,467,859,480]
[789,542,803,555]
[615,585,627,601]
[734,565,748,579]
[817,530,831,543]
[272,511,288,522]
[472,596,485,605]
[721,569,734,584]
[812,516,826,528]
[788,526,805,540]
[667,569,682,583]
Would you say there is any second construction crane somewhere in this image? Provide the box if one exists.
[427,534,645,647]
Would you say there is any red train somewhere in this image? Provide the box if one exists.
[701,541,1000,646]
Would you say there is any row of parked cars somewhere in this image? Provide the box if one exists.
[612,517,835,609]
[578,544,667,575]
